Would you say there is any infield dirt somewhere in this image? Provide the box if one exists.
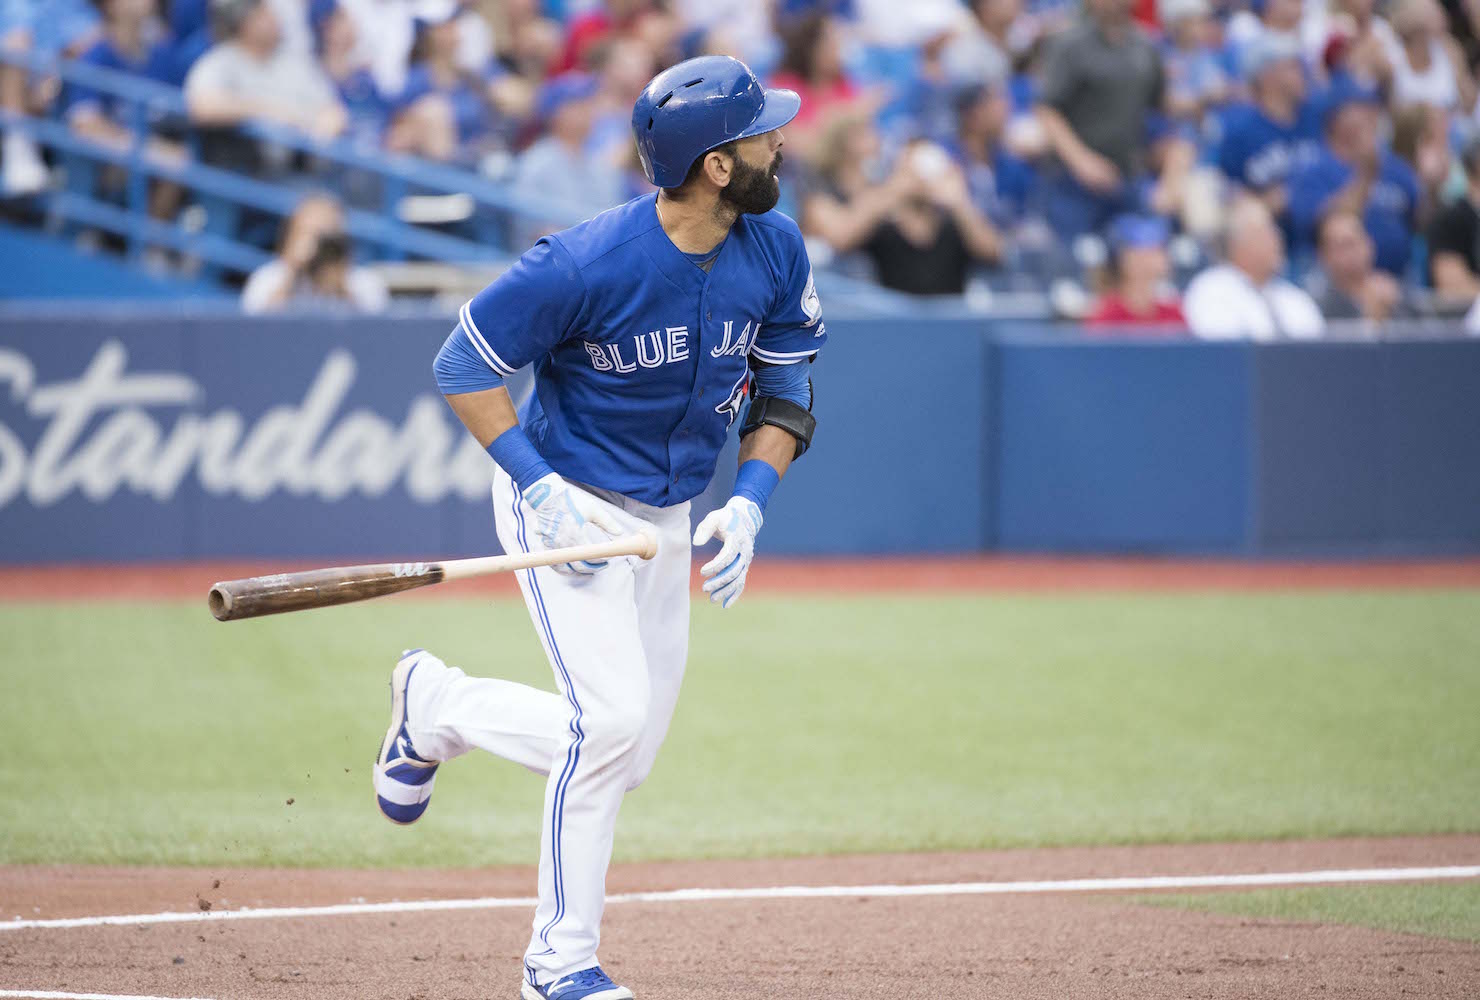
[3,836,1478,999]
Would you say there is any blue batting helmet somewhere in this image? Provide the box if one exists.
[631,56,801,189]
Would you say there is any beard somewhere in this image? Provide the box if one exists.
[719,150,782,215]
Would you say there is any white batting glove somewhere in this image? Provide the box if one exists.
[692,496,763,609]
[522,473,630,575]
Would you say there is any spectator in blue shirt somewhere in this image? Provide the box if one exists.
[1159,0,1231,127]
[63,0,185,227]
[947,79,1037,230]
[387,6,505,163]
[2,0,101,193]
[1288,82,1421,277]
[165,0,209,81]
[884,24,965,148]
[509,72,623,246]
[310,0,387,149]
[63,0,177,141]
[1215,32,1320,229]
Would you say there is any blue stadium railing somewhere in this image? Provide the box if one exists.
[0,49,594,274]
[0,50,1057,317]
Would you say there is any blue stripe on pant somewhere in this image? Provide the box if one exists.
[512,490,584,949]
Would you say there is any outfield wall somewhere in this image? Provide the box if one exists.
[1,312,1477,561]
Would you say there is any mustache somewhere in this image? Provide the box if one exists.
[770,151,784,175]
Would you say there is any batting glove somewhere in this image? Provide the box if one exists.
[692,496,763,609]
[522,473,631,575]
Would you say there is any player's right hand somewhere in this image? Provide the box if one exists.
[521,473,629,575]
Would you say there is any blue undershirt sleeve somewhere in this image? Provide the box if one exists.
[750,357,812,409]
[736,358,811,514]
[433,324,506,395]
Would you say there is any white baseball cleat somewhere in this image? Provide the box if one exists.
[521,966,634,1000]
[372,649,440,824]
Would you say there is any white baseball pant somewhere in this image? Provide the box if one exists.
[403,465,692,987]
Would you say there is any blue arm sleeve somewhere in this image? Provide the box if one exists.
[750,357,812,409]
[433,324,506,395]
[433,325,555,492]
[435,236,586,395]
[734,360,810,514]
[735,358,810,513]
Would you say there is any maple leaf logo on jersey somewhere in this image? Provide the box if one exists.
[716,371,749,427]
[800,269,822,328]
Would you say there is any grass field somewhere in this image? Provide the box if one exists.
[2,589,1478,869]
[1142,881,1480,943]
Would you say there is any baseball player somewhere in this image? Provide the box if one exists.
[372,56,824,1000]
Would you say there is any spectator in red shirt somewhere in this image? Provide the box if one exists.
[555,0,674,74]
[1087,214,1187,329]
[770,12,863,154]
[555,2,618,73]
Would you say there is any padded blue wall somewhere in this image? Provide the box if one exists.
[700,320,991,554]
[994,337,1252,553]
[1,311,1476,561]
[1251,339,1480,554]
[1377,341,1480,551]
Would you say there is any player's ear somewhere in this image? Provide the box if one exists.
[703,148,734,190]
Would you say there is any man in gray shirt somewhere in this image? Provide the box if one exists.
[184,0,346,170]
[1311,208,1425,325]
[1035,0,1184,238]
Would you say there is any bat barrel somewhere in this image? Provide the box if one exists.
[208,534,659,621]
[208,563,443,621]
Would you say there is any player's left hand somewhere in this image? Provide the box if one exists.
[692,496,763,609]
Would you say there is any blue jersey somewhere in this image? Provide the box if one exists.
[1216,101,1321,193]
[455,193,826,507]
[1289,147,1419,277]
[62,34,178,122]
[396,61,505,145]
[335,67,391,145]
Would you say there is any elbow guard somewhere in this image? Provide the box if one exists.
[740,388,816,459]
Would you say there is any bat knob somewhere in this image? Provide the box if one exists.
[635,529,660,561]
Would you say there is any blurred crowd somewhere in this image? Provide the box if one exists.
[6,0,1480,331]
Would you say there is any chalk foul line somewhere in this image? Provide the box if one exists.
[4,865,1477,934]
[0,992,217,1000]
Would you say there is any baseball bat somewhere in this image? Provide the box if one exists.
[207,532,658,622]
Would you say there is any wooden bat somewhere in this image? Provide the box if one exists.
[208,533,659,622]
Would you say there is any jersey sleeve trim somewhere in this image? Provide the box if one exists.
[459,300,519,377]
[749,343,816,364]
